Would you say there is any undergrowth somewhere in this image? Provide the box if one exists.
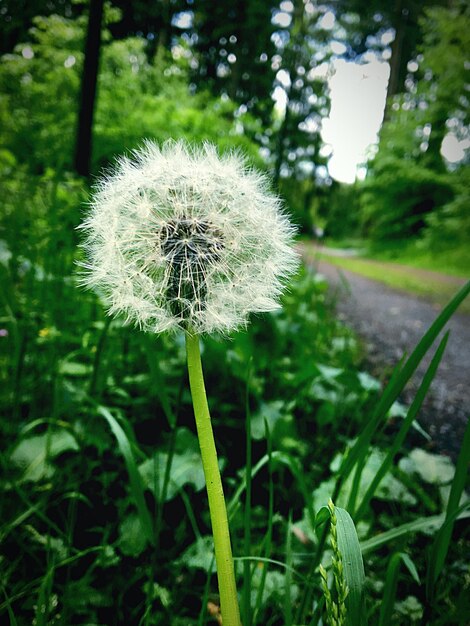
[1,171,469,625]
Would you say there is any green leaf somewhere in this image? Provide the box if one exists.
[400,553,420,585]
[399,448,455,486]
[118,513,147,557]
[139,449,208,501]
[178,536,215,572]
[335,280,470,508]
[378,552,401,626]
[10,431,79,482]
[314,448,416,515]
[426,416,470,598]
[357,371,381,392]
[58,361,90,377]
[97,406,155,547]
[334,506,367,626]
[360,509,470,554]
[355,333,448,519]
[250,400,286,440]
[378,552,420,626]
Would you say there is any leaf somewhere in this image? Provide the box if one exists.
[378,553,420,626]
[378,552,401,626]
[334,506,367,626]
[118,513,147,557]
[426,416,470,598]
[355,333,448,519]
[316,363,344,382]
[58,361,90,377]
[97,406,155,547]
[314,448,416,515]
[250,400,286,440]
[178,536,215,572]
[11,431,79,482]
[399,448,455,486]
[335,280,470,507]
[138,431,219,502]
[360,509,470,555]
[357,371,381,392]
[400,553,420,584]
[394,596,423,621]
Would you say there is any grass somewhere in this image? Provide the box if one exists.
[366,240,470,278]
[322,238,470,278]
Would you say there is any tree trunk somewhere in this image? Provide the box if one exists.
[383,0,407,120]
[74,0,104,177]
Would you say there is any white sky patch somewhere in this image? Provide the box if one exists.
[22,46,34,59]
[172,11,193,30]
[322,58,390,183]
[318,11,336,30]
[272,11,292,28]
[441,133,470,164]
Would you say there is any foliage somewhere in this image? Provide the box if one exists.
[191,0,278,123]
[0,14,261,175]
[358,2,469,244]
[321,181,362,239]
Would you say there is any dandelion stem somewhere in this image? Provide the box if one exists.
[185,332,241,626]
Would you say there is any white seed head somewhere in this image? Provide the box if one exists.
[78,140,298,335]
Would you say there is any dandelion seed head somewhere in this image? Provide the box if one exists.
[78,140,298,335]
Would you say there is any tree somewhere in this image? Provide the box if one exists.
[359,1,469,242]
[0,0,79,54]
[331,0,449,116]
[74,0,104,176]
[190,0,277,124]
[0,12,261,173]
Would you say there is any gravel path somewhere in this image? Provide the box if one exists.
[305,251,469,459]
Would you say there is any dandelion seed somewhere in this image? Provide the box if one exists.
[78,140,298,335]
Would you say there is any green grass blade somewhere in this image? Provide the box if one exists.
[360,509,470,555]
[227,450,314,529]
[354,332,449,520]
[197,554,216,626]
[426,415,470,598]
[233,556,307,584]
[338,280,470,507]
[243,365,253,626]
[400,553,420,584]
[1,585,18,626]
[97,405,155,546]
[284,512,293,626]
[334,506,367,626]
[34,566,55,626]
[378,552,401,626]
[378,552,420,626]
[143,336,177,428]
[252,419,274,626]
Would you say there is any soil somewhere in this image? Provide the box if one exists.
[303,246,470,460]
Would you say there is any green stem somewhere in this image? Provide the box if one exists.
[185,332,241,626]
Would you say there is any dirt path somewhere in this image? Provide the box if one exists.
[303,247,469,459]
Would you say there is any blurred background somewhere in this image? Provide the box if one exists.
[0,1,469,625]
[1,0,468,250]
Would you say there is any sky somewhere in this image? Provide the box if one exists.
[323,57,469,183]
[322,58,390,184]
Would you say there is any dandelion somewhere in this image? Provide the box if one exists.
[78,140,298,626]
[78,140,297,335]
